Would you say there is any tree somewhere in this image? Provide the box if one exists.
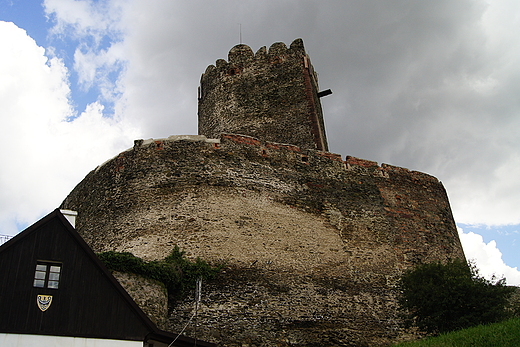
[398,259,515,335]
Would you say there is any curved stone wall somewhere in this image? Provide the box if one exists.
[61,134,464,346]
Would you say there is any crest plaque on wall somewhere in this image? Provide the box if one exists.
[37,295,53,311]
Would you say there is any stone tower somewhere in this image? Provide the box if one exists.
[61,39,465,346]
[198,38,328,151]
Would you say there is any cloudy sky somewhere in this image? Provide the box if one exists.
[1,0,519,284]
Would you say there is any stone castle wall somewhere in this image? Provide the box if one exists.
[198,39,328,151]
[61,133,464,346]
[112,271,168,329]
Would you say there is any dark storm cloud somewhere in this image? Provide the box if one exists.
[41,0,520,225]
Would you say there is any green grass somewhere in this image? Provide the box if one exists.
[393,318,520,347]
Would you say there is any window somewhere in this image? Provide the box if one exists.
[33,262,62,289]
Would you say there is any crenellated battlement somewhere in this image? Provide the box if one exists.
[202,39,307,77]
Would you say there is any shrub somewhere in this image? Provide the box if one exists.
[398,259,515,335]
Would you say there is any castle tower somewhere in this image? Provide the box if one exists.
[61,39,465,346]
[198,38,329,151]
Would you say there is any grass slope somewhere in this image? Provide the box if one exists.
[394,318,520,347]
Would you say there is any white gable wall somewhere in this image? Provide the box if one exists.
[0,333,143,347]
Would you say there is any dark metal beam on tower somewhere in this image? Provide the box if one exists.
[317,89,332,98]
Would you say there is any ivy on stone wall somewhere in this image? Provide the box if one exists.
[97,246,220,298]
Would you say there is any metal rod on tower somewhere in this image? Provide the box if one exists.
[194,277,202,347]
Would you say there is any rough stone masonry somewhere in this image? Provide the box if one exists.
[61,39,465,347]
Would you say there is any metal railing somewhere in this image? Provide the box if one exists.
[0,234,13,246]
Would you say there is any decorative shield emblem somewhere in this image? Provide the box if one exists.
[37,295,53,311]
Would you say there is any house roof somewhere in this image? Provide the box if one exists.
[0,209,214,347]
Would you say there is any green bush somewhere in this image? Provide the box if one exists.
[398,259,515,335]
[97,246,220,298]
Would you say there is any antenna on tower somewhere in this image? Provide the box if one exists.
[194,277,202,347]
[195,277,202,306]
[239,23,242,44]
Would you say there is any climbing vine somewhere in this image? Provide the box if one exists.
[97,246,220,298]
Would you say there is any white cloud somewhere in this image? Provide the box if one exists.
[44,0,127,104]
[0,21,137,235]
[44,0,123,42]
[459,227,520,286]
[73,42,126,102]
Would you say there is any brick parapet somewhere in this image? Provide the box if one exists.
[109,133,440,191]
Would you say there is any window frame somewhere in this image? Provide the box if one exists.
[33,261,62,289]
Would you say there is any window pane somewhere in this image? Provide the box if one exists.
[34,271,46,280]
[34,262,62,289]
[33,279,45,287]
